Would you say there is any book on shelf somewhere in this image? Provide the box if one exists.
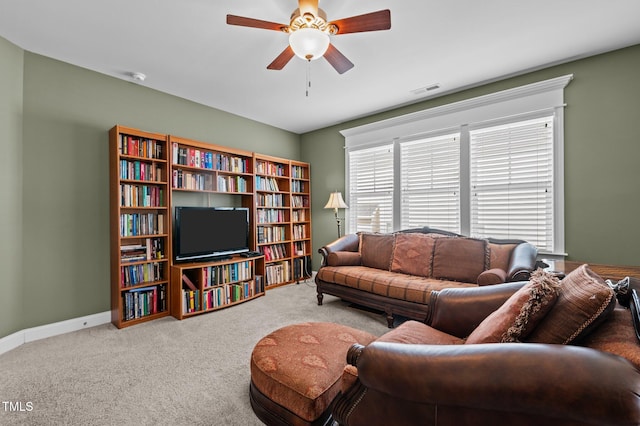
[182,274,197,291]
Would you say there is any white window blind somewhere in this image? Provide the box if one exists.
[400,133,461,233]
[470,116,554,251]
[347,144,394,233]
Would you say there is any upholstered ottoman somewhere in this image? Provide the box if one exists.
[250,322,377,426]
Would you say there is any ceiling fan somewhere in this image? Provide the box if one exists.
[227,0,391,74]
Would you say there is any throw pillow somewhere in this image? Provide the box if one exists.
[526,264,616,344]
[432,237,489,283]
[466,269,560,344]
[326,251,362,266]
[359,233,395,270]
[389,233,436,277]
[488,243,517,271]
[477,268,508,286]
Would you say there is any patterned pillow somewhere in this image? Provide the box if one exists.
[389,233,436,277]
[526,264,616,344]
[466,269,560,344]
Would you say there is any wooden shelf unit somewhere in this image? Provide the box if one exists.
[169,135,254,195]
[171,255,265,319]
[109,126,312,325]
[109,125,172,328]
[255,154,312,288]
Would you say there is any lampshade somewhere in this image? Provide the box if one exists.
[324,191,348,210]
[289,28,330,61]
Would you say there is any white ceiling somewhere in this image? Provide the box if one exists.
[1,0,639,134]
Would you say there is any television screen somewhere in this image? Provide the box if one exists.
[174,207,249,262]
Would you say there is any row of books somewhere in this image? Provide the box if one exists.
[255,175,281,192]
[291,165,307,179]
[257,193,286,207]
[120,261,164,287]
[291,195,309,208]
[120,184,165,207]
[122,284,167,321]
[260,243,288,261]
[204,278,264,309]
[257,226,287,244]
[293,241,308,256]
[182,276,264,313]
[292,224,307,239]
[120,213,165,237]
[266,261,291,286]
[292,210,307,222]
[257,208,288,224]
[256,160,286,177]
[172,143,250,173]
[290,180,306,193]
[120,160,163,182]
[202,261,252,287]
[120,238,164,262]
[172,169,214,191]
[119,135,164,160]
[217,175,248,193]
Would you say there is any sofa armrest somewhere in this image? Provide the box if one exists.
[506,242,538,281]
[426,281,526,337]
[335,342,640,426]
[318,233,360,266]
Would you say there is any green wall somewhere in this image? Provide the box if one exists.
[0,37,24,337]
[302,44,640,269]
[4,34,640,337]
[14,50,299,331]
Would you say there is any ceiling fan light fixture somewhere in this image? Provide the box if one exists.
[289,28,330,61]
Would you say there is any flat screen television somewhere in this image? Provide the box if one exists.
[174,206,250,262]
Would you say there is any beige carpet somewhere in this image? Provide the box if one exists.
[0,280,389,425]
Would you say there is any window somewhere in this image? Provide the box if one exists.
[400,133,460,232]
[470,116,554,251]
[347,144,394,233]
[342,75,571,254]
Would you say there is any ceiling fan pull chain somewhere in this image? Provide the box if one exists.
[306,59,311,97]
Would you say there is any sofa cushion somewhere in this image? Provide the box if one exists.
[465,269,560,344]
[432,237,489,283]
[359,233,395,270]
[488,243,517,271]
[477,268,508,286]
[390,233,436,277]
[526,264,616,344]
[327,251,362,266]
[580,304,640,370]
[316,266,475,304]
[376,320,464,345]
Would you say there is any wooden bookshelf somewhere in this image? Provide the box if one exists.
[171,255,265,319]
[109,125,171,328]
[169,135,254,195]
[255,154,312,288]
[290,160,313,283]
[109,126,312,325]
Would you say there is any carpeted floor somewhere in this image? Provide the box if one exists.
[0,280,389,425]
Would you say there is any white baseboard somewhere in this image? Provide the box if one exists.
[0,311,111,356]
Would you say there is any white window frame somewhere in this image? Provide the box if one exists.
[341,75,572,256]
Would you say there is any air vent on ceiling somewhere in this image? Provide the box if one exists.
[411,83,441,95]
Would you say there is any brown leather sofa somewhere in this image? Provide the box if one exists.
[332,269,640,426]
[316,227,538,327]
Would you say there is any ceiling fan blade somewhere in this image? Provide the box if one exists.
[330,9,391,34]
[298,0,319,17]
[226,14,288,32]
[324,44,354,74]
[267,46,295,70]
